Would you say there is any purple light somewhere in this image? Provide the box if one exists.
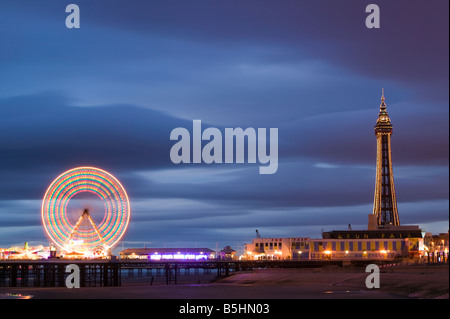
[147,252,210,260]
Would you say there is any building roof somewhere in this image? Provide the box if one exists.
[220,246,236,253]
[119,248,215,255]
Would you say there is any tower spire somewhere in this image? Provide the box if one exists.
[376,88,391,127]
[379,88,387,112]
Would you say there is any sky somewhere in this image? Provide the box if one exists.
[0,0,448,254]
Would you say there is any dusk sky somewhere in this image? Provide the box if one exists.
[0,0,448,254]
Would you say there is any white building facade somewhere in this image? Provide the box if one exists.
[243,237,310,260]
[242,231,425,261]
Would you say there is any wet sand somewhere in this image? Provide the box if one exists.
[1,265,448,299]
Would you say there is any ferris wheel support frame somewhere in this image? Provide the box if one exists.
[66,208,107,249]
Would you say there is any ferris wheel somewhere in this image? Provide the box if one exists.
[41,167,130,253]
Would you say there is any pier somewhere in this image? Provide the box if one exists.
[0,259,394,288]
[0,260,120,288]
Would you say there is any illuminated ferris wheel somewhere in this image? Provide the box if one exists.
[41,167,130,253]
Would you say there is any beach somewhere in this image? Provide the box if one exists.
[0,265,447,299]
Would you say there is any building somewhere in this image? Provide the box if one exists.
[119,248,215,260]
[243,237,310,260]
[242,232,423,261]
[218,246,238,260]
[311,227,424,260]
[424,231,449,262]
[243,92,429,262]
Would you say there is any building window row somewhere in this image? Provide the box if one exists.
[255,242,282,249]
[311,240,405,252]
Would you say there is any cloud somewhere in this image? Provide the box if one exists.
[0,92,183,172]
[281,100,449,166]
[0,92,447,208]
[1,1,447,125]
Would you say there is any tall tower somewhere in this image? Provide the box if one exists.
[372,89,400,228]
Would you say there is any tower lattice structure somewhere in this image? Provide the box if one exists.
[372,90,400,227]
